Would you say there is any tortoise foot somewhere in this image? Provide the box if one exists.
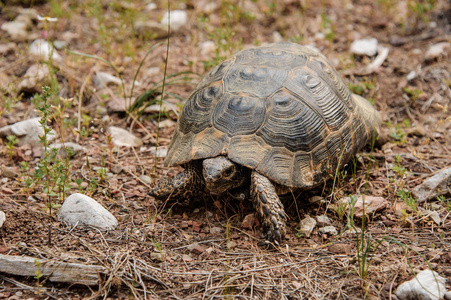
[250,171,287,245]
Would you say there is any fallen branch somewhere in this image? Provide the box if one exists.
[0,254,105,285]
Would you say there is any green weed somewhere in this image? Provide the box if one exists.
[5,135,18,158]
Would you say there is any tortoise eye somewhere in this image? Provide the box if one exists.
[223,166,234,177]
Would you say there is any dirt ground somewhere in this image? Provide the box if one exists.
[0,0,451,299]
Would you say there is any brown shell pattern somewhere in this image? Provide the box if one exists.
[165,42,380,188]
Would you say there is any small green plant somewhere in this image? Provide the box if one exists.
[390,155,408,191]
[345,195,383,297]
[34,259,44,286]
[402,87,423,102]
[320,13,335,42]
[334,200,348,221]
[407,0,436,24]
[397,189,418,213]
[5,135,18,157]
[437,195,450,212]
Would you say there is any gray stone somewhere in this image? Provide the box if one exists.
[350,38,378,56]
[48,142,87,158]
[160,10,187,32]
[318,226,338,235]
[93,72,122,88]
[425,42,450,61]
[0,211,5,228]
[134,21,168,39]
[0,117,56,146]
[396,270,446,300]
[29,39,62,61]
[139,175,151,185]
[418,208,441,225]
[58,193,118,230]
[412,168,451,202]
[299,215,316,238]
[316,215,331,226]
[108,126,143,147]
[339,195,389,218]
[1,20,28,40]
[17,64,51,93]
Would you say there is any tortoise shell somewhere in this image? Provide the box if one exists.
[165,42,380,188]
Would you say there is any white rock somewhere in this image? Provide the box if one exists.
[1,21,28,40]
[157,119,175,128]
[145,2,157,10]
[406,70,417,82]
[316,215,331,226]
[134,21,168,39]
[0,211,5,228]
[58,193,118,230]
[161,10,188,32]
[108,126,143,147]
[29,39,62,61]
[318,226,338,235]
[339,195,389,218]
[412,168,451,202]
[48,142,87,158]
[272,31,283,43]
[425,42,450,61]
[17,64,50,93]
[200,40,216,57]
[0,117,55,146]
[94,72,122,88]
[350,38,378,56]
[203,2,218,14]
[149,147,167,158]
[299,215,316,237]
[396,270,447,300]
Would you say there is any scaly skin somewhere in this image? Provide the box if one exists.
[149,163,203,204]
[250,171,287,245]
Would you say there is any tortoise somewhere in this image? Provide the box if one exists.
[150,42,380,245]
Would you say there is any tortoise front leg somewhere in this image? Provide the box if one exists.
[149,165,203,202]
[250,171,287,245]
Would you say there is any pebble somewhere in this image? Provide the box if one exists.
[17,64,50,93]
[29,39,62,61]
[396,270,447,300]
[339,195,389,218]
[412,168,451,202]
[0,166,18,178]
[241,213,255,230]
[134,21,168,39]
[1,20,28,40]
[328,243,352,254]
[160,10,188,32]
[299,215,316,238]
[318,226,338,235]
[227,241,237,249]
[189,244,205,255]
[108,126,143,147]
[58,193,118,230]
[350,38,378,56]
[0,211,5,228]
[425,42,450,61]
[316,215,331,226]
[0,117,55,146]
[139,175,151,185]
[48,142,87,158]
[272,31,283,43]
[200,40,216,57]
[94,72,122,88]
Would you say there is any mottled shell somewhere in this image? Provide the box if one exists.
[165,42,380,188]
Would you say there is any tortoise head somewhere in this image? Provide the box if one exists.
[202,156,246,195]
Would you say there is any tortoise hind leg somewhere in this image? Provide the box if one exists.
[250,171,287,245]
[149,164,203,201]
